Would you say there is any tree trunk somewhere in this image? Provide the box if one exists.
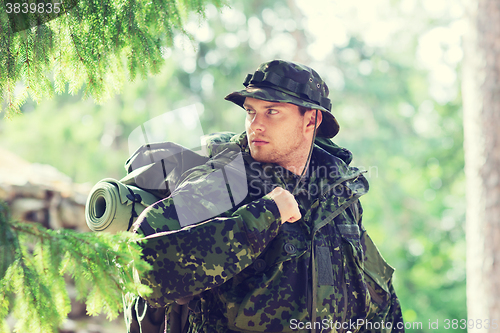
[462,0,500,329]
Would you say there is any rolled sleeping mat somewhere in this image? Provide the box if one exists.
[85,178,160,233]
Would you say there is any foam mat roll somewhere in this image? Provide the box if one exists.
[85,178,159,233]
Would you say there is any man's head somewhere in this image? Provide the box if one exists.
[225,59,339,138]
[241,97,321,171]
[224,60,339,171]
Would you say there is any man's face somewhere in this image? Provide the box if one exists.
[244,97,309,171]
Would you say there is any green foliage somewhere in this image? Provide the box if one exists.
[0,0,226,117]
[0,0,467,330]
[0,201,151,333]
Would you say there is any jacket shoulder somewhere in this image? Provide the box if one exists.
[202,132,245,158]
[314,137,353,165]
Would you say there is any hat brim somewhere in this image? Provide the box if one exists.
[225,86,340,138]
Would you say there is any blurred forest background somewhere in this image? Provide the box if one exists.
[0,0,466,331]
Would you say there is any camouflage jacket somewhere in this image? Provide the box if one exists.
[131,132,404,333]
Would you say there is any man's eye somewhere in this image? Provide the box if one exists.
[246,109,255,114]
[268,109,278,115]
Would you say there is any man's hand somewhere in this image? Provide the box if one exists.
[267,187,301,223]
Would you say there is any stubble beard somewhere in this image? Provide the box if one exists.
[249,127,308,173]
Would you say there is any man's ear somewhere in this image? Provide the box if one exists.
[306,109,322,131]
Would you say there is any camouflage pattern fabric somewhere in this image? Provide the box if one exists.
[131,132,404,333]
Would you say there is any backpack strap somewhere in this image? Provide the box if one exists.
[349,199,361,225]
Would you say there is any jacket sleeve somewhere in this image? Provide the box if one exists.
[134,193,282,308]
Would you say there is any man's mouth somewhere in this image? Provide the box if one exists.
[251,139,269,146]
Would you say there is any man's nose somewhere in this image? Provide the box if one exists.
[248,113,265,132]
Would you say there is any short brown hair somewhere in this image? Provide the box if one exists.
[298,106,312,115]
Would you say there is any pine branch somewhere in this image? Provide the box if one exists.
[0,201,152,333]
[0,0,227,117]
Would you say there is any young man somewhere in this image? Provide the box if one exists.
[129,60,404,332]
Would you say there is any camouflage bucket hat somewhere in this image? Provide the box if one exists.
[225,60,340,138]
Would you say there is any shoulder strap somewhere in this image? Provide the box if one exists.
[350,200,360,224]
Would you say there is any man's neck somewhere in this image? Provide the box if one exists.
[279,138,315,176]
[279,153,312,176]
